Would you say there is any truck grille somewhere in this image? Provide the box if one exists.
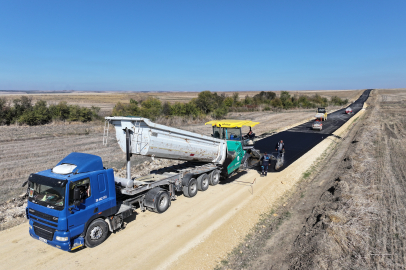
[33,222,56,241]
[30,216,57,227]
[28,208,58,222]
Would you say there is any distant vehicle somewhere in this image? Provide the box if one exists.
[345,107,353,114]
[315,108,327,121]
[312,119,323,130]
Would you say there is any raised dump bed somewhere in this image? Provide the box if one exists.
[105,117,227,164]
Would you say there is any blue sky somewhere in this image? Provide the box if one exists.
[0,0,405,91]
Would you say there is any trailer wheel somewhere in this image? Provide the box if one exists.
[85,219,109,248]
[209,170,220,186]
[183,178,198,198]
[155,191,170,213]
[197,174,209,191]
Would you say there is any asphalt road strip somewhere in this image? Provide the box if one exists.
[255,89,372,172]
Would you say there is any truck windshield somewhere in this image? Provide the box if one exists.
[226,128,241,140]
[27,174,67,210]
[213,127,225,139]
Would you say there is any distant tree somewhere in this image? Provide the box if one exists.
[195,91,218,114]
[232,92,239,103]
[224,97,234,107]
[130,98,138,105]
[244,95,253,105]
[253,91,276,104]
[280,91,291,102]
[330,96,348,106]
[49,101,70,120]
[271,97,283,108]
[162,102,172,116]
[212,105,228,119]
[33,100,51,124]
[140,97,162,120]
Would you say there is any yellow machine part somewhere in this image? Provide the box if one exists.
[205,120,260,128]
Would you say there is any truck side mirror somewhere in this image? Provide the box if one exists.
[73,187,82,206]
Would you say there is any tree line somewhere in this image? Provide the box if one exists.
[112,91,349,120]
[0,96,100,126]
[0,91,349,126]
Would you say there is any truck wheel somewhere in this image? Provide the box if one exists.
[209,170,220,186]
[197,174,209,191]
[85,219,109,248]
[183,178,198,198]
[155,191,170,213]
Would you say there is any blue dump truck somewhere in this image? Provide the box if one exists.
[24,117,261,251]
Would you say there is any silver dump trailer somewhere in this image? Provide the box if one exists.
[105,116,227,163]
[103,116,230,200]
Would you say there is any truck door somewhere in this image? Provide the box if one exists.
[97,174,107,200]
[67,177,96,238]
[95,173,115,212]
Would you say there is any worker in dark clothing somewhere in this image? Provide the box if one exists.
[246,129,255,139]
[261,152,271,176]
[275,140,285,155]
[244,127,255,146]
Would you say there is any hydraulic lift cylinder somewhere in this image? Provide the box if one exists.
[126,128,131,180]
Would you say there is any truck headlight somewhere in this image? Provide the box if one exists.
[56,236,69,242]
[29,225,32,230]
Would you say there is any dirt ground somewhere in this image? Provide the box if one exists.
[0,90,368,270]
[215,89,406,269]
[0,107,323,230]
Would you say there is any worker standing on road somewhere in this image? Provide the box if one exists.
[261,152,270,176]
[275,140,285,155]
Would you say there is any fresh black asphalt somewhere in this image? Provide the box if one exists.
[255,89,372,172]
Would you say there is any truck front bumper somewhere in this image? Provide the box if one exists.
[28,220,73,251]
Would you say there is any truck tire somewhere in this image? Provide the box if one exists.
[84,219,109,248]
[144,188,171,213]
[183,178,198,198]
[197,174,209,191]
[155,191,170,213]
[209,170,220,186]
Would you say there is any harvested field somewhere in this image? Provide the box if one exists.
[0,107,328,205]
[0,89,360,231]
[0,123,122,203]
[215,89,406,269]
[0,89,365,115]
[0,89,369,269]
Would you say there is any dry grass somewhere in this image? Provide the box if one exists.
[289,89,365,102]
[313,89,406,269]
[213,89,406,270]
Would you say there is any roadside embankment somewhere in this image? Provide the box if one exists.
[168,96,369,270]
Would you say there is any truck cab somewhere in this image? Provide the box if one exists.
[205,120,261,176]
[315,108,327,121]
[25,152,117,251]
